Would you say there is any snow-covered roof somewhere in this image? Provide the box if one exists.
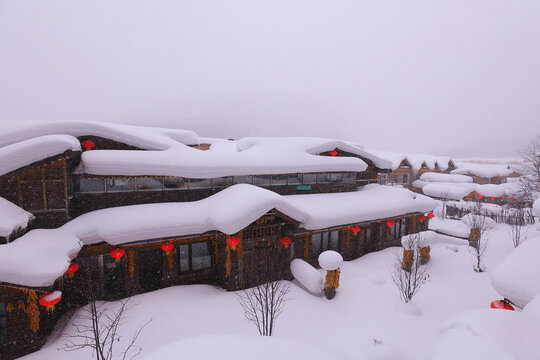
[0,135,81,177]
[419,172,473,183]
[428,219,470,238]
[361,149,454,173]
[0,197,34,238]
[0,184,437,287]
[451,164,513,178]
[491,236,540,308]
[422,183,477,201]
[0,121,389,178]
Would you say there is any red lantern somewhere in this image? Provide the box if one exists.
[377,174,380,179]
[478,194,483,198]
[81,140,96,151]
[509,197,514,201]
[418,215,426,222]
[350,225,360,235]
[329,150,338,156]
[65,263,79,278]
[227,237,240,251]
[412,187,417,191]
[110,248,125,262]
[386,220,395,227]
[427,213,435,219]
[39,291,62,311]
[280,237,292,248]
[161,243,174,255]
[490,197,495,200]
[490,300,514,311]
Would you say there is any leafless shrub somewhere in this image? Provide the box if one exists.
[391,232,431,303]
[467,201,493,272]
[237,280,290,336]
[517,137,540,202]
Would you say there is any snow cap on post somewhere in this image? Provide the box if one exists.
[318,250,343,270]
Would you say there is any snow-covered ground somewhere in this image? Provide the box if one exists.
[21,222,539,360]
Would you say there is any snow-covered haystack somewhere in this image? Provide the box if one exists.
[142,334,354,360]
[318,250,343,270]
[430,309,540,360]
[490,236,540,308]
[290,259,323,295]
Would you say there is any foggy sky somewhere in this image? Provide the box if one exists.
[0,0,539,157]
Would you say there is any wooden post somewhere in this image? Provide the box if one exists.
[402,249,414,272]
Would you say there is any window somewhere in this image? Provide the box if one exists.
[79,178,105,193]
[179,242,213,273]
[164,177,188,190]
[317,173,330,183]
[0,302,6,345]
[107,178,135,192]
[211,177,232,188]
[287,174,302,185]
[330,173,343,183]
[271,175,287,186]
[343,173,356,184]
[252,175,271,186]
[136,177,163,191]
[402,174,409,184]
[378,174,387,185]
[233,176,253,184]
[302,173,317,184]
[189,178,211,189]
[311,231,339,259]
[500,177,507,184]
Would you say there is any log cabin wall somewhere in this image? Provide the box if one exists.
[0,151,80,230]
[76,135,144,151]
[387,161,414,189]
[0,285,61,360]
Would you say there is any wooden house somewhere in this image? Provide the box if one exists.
[0,122,437,359]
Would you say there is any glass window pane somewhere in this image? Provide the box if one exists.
[253,175,271,186]
[189,178,211,189]
[317,173,330,183]
[365,228,372,242]
[164,177,188,190]
[330,173,343,183]
[233,176,253,184]
[402,174,409,184]
[322,232,329,251]
[303,173,317,184]
[107,178,135,192]
[179,244,189,272]
[343,173,355,184]
[400,219,407,236]
[79,179,105,193]
[191,242,212,271]
[311,233,321,257]
[330,231,339,250]
[211,177,232,187]
[136,177,163,191]
[288,174,302,185]
[271,175,287,186]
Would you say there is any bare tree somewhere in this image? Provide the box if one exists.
[467,201,493,272]
[60,274,151,360]
[517,137,540,202]
[391,232,431,303]
[237,280,290,336]
[507,207,528,247]
[437,189,453,220]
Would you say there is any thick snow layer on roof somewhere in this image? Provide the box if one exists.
[430,309,540,360]
[490,236,540,308]
[0,184,437,287]
[422,183,476,201]
[419,172,473,183]
[0,120,199,150]
[360,149,453,173]
[401,231,469,249]
[0,134,81,177]
[0,197,34,238]
[451,164,513,178]
[428,219,470,238]
[78,137,371,177]
[475,184,506,197]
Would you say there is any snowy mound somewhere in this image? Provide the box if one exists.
[290,259,323,294]
[401,231,468,249]
[318,250,343,270]
[420,172,473,183]
[0,197,34,238]
[430,309,540,360]
[460,214,496,229]
[428,219,470,238]
[523,293,540,316]
[490,236,540,308]
[143,334,353,360]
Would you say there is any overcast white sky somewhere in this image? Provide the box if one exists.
[0,0,538,157]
